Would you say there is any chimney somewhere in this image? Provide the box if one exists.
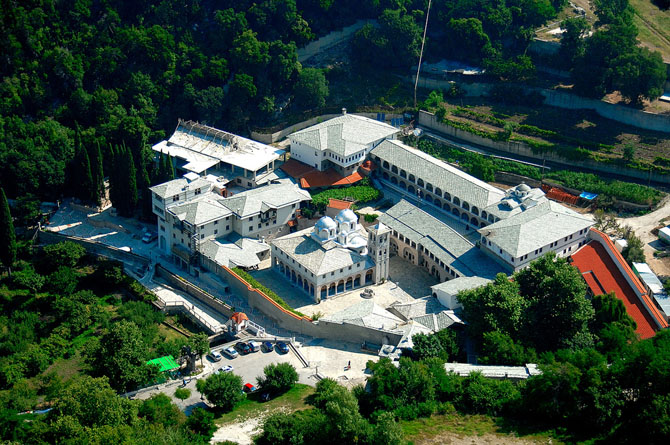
[342,107,347,115]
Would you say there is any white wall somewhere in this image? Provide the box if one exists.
[289,140,324,170]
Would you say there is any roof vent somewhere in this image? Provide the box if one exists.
[342,107,347,115]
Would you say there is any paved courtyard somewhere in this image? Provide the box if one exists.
[251,256,439,318]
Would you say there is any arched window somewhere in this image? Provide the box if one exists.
[471,206,479,216]
[400,170,407,178]
[383,161,390,169]
[426,183,433,193]
[435,187,442,196]
[409,174,416,183]
[417,178,425,187]
[391,165,398,174]
[462,201,470,211]
[453,197,460,206]
[444,192,451,202]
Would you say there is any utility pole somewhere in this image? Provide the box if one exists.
[414,0,433,108]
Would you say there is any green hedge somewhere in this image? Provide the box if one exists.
[231,268,305,317]
[311,178,380,207]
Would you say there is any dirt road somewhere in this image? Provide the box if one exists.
[617,195,670,277]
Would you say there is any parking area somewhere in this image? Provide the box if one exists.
[46,202,159,259]
[204,341,308,387]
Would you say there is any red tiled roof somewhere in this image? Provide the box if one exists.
[328,198,353,210]
[571,240,665,339]
[280,159,365,188]
[280,159,314,178]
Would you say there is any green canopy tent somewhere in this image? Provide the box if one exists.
[146,355,180,373]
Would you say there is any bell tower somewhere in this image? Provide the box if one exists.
[367,221,391,284]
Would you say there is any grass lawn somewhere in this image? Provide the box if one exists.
[157,323,188,342]
[629,0,670,61]
[401,413,562,444]
[215,384,314,425]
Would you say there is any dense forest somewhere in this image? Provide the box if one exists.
[2,0,665,212]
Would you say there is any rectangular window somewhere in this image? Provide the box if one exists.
[226,225,230,230]
[214,229,218,235]
[258,223,261,229]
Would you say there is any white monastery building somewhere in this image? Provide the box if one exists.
[288,112,400,176]
[150,176,310,268]
[271,210,391,302]
[153,119,286,189]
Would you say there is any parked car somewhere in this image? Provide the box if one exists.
[218,365,234,373]
[243,383,257,393]
[235,342,252,354]
[222,347,238,359]
[142,232,157,243]
[276,341,290,354]
[248,341,261,352]
[261,341,274,352]
[208,350,223,362]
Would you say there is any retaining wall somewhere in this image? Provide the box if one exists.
[418,110,670,185]
[202,261,403,345]
[38,230,149,268]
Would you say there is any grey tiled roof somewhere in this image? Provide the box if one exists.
[272,228,374,276]
[168,197,232,225]
[431,276,493,295]
[389,296,446,321]
[478,200,594,257]
[219,182,311,217]
[149,177,211,199]
[321,300,403,331]
[289,114,399,157]
[483,185,547,221]
[371,140,505,210]
[379,200,504,279]
[200,237,269,268]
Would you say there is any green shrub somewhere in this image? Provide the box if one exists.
[174,387,191,400]
[311,183,380,207]
[363,213,379,223]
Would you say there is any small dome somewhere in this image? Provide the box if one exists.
[315,216,337,231]
[517,183,531,192]
[335,209,358,224]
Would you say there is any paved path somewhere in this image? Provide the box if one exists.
[617,195,670,277]
[140,271,228,333]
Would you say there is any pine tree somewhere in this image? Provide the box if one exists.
[0,188,17,277]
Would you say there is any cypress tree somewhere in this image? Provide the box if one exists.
[89,141,105,206]
[0,188,17,277]
[165,153,175,181]
[71,123,95,203]
[108,144,119,207]
[123,144,138,216]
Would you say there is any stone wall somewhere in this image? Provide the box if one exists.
[418,110,670,185]
[38,230,149,269]
[201,260,403,345]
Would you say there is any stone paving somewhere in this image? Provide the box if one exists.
[251,256,438,319]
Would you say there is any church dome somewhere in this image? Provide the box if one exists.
[335,209,358,224]
[315,216,337,232]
